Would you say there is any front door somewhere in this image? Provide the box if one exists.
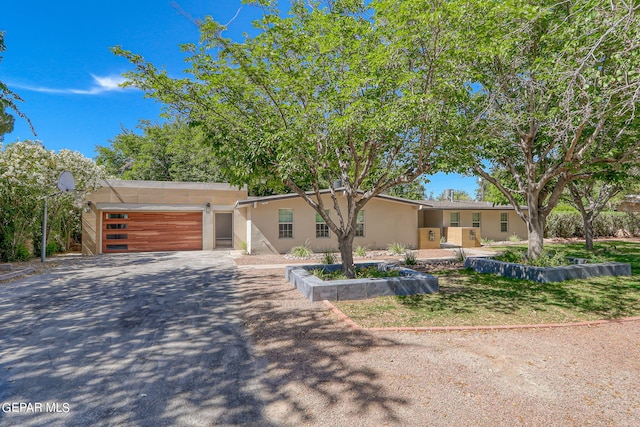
[214,212,233,248]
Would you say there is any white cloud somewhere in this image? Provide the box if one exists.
[9,74,132,95]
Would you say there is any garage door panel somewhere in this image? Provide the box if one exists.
[102,212,202,253]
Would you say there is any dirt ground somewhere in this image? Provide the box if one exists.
[234,260,640,426]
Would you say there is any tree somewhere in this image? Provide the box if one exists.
[462,0,640,259]
[96,120,226,183]
[114,0,467,277]
[0,32,34,141]
[435,189,472,202]
[566,167,640,250]
[0,141,104,261]
[385,180,426,201]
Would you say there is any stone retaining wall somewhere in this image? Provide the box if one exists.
[285,263,439,302]
[464,257,632,283]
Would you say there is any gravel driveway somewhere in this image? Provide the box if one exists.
[235,265,640,426]
[2,253,638,426]
[0,252,273,427]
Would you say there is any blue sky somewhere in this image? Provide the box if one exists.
[1,0,479,198]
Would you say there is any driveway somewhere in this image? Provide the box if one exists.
[0,252,273,427]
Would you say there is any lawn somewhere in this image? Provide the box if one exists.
[333,240,640,328]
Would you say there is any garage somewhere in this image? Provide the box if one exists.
[102,211,203,253]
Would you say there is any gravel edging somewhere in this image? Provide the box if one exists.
[323,300,640,332]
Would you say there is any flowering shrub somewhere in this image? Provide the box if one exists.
[0,141,105,261]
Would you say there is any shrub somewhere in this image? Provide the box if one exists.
[387,242,406,255]
[289,241,313,258]
[494,248,525,263]
[527,249,567,267]
[403,250,417,265]
[321,250,337,265]
[46,242,58,257]
[14,245,31,262]
[545,211,640,238]
[354,245,368,257]
[508,233,521,242]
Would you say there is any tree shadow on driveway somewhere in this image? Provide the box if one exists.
[234,267,410,425]
[0,252,276,427]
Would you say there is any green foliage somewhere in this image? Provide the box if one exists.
[508,233,521,242]
[461,1,640,259]
[387,242,406,255]
[113,0,469,277]
[386,180,426,200]
[545,211,640,238]
[96,120,226,185]
[0,141,104,261]
[403,250,417,266]
[354,245,368,257]
[289,241,313,258]
[13,245,31,261]
[311,265,401,281]
[321,250,337,265]
[45,242,58,257]
[494,248,524,264]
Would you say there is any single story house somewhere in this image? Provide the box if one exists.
[82,180,528,255]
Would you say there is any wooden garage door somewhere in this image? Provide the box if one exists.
[102,212,203,253]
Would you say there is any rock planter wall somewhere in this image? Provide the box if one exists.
[464,257,632,283]
[285,262,439,302]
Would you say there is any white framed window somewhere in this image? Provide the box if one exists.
[472,212,481,228]
[316,210,330,238]
[278,209,294,238]
[500,212,509,232]
[450,212,460,227]
[355,210,365,237]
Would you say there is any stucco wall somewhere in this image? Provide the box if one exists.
[82,180,247,255]
[245,195,420,254]
[440,209,527,242]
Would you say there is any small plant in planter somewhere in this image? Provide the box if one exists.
[321,249,337,264]
[403,250,418,265]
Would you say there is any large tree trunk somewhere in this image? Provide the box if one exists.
[337,232,356,279]
[527,210,546,260]
[583,216,594,251]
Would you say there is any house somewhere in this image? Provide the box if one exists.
[81,180,528,255]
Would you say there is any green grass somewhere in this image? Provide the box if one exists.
[334,240,640,327]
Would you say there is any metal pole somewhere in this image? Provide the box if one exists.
[41,197,47,263]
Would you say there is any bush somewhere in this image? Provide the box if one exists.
[508,233,521,242]
[14,245,31,262]
[354,245,368,257]
[545,211,640,238]
[321,250,337,264]
[495,248,525,263]
[289,241,313,258]
[46,242,58,257]
[387,242,406,255]
[403,250,417,265]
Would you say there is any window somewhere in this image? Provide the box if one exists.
[106,244,128,250]
[355,210,365,237]
[106,223,128,230]
[472,212,481,228]
[500,212,509,232]
[278,209,294,238]
[106,213,128,219]
[316,211,330,238]
[105,234,128,240]
[450,212,460,227]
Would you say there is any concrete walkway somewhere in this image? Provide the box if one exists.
[0,252,273,427]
